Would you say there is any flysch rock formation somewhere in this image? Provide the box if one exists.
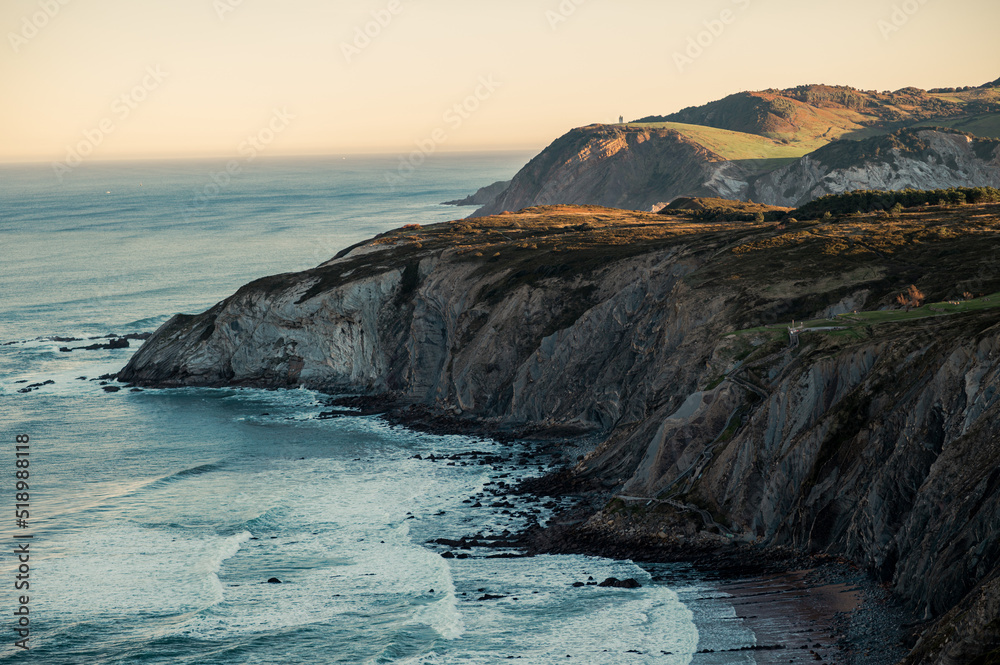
[468,127,1000,216]
[470,125,751,217]
[750,129,1000,207]
[120,203,1000,664]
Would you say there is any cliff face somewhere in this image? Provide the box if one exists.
[120,203,1000,664]
[443,179,511,206]
[461,79,1000,217]
[467,127,1000,216]
[749,130,1000,207]
[470,125,750,217]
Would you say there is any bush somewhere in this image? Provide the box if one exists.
[793,186,1000,219]
[896,284,926,310]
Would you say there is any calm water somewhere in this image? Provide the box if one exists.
[0,154,755,663]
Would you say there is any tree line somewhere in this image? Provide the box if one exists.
[793,186,1000,219]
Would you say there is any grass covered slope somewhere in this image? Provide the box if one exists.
[467,79,1000,217]
[620,121,808,174]
[470,124,755,216]
[639,83,1000,146]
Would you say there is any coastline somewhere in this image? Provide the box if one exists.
[522,510,914,665]
[328,395,919,664]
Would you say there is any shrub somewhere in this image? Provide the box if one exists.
[896,284,926,310]
[792,186,1000,219]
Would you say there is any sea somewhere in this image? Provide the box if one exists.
[0,153,758,664]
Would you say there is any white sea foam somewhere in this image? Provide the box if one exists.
[414,555,699,665]
[36,523,253,617]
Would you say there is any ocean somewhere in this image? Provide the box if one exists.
[0,154,757,664]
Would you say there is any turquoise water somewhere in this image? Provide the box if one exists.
[0,155,754,663]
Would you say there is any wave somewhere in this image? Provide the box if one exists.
[42,461,228,522]
[404,521,465,641]
[198,531,253,606]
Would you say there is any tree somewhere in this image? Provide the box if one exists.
[896,284,926,310]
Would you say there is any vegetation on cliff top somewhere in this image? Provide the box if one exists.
[274,193,1000,339]
[635,82,1000,146]
[793,185,1000,218]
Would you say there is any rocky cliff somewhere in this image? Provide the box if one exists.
[120,201,1000,664]
[470,126,1000,216]
[749,129,1000,207]
[462,79,1000,218]
[443,179,511,206]
[470,125,751,217]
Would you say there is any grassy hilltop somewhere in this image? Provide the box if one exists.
[635,81,1000,152]
[471,78,1000,217]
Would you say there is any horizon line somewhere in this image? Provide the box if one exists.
[0,146,544,168]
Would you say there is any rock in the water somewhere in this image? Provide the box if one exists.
[597,577,641,589]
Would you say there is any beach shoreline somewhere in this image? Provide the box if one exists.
[363,398,920,664]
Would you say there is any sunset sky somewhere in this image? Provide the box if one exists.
[1,0,997,163]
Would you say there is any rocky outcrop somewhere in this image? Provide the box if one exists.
[120,203,1000,664]
[470,125,750,217]
[749,129,1000,207]
[469,126,1000,216]
[443,180,511,206]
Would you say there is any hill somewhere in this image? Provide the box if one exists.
[637,83,1000,145]
[471,124,754,216]
[465,79,1000,217]
[471,125,1000,216]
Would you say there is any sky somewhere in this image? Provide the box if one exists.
[1,0,998,163]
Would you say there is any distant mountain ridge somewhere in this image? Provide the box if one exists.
[638,83,999,145]
[465,79,1000,217]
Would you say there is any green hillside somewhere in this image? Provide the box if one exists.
[912,112,1000,139]
[635,82,1000,149]
[621,121,809,175]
